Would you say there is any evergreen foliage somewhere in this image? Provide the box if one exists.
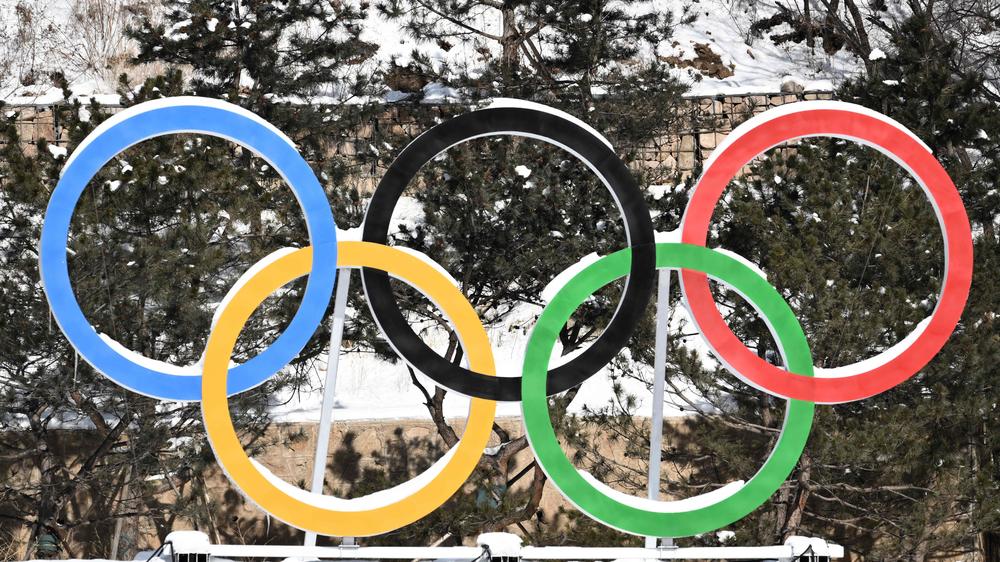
[359,0,688,544]
[3,2,999,560]
[1,0,381,557]
[585,13,1000,559]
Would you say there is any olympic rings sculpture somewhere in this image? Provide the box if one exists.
[39,96,973,538]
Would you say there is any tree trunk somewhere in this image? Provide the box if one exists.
[804,0,813,49]
[109,465,132,559]
[822,0,841,54]
[500,4,519,94]
[781,452,812,541]
[842,0,871,56]
[772,483,791,541]
[981,531,1000,562]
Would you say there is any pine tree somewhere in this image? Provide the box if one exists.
[352,0,689,544]
[840,15,1000,560]
[585,12,1000,559]
[0,1,382,557]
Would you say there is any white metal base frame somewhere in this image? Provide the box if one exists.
[167,543,844,560]
[162,532,844,561]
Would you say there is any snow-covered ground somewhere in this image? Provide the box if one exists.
[665,0,855,95]
[1,0,860,104]
[268,279,716,423]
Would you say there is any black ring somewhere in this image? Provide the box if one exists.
[361,105,655,401]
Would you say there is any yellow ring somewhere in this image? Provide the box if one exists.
[201,241,496,536]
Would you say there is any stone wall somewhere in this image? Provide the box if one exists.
[3,90,833,181]
[639,90,834,177]
[1,416,704,559]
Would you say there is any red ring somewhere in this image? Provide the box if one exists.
[680,103,973,404]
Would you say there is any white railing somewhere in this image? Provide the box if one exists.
[159,531,845,561]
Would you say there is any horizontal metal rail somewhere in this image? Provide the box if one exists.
[177,542,844,560]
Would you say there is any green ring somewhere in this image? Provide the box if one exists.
[520,243,815,538]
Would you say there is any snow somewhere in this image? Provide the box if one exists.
[47,144,68,159]
[363,0,854,99]
[337,224,363,241]
[869,48,888,61]
[661,0,856,96]
[4,76,121,107]
[272,227,716,424]
[648,184,674,200]
[382,195,426,236]
[655,228,682,244]
[163,530,210,552]
[270,287,713,423]
[514,165,532,178]
[2,1,858,108]
[422,82,461,102]
[717,530,736,543]
[785,535,836,556]
[477,532,522,555]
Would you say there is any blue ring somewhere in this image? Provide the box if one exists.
[39,99,338,401]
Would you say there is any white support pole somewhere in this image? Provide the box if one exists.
[304,268,352,547]
[646,269,672,549]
